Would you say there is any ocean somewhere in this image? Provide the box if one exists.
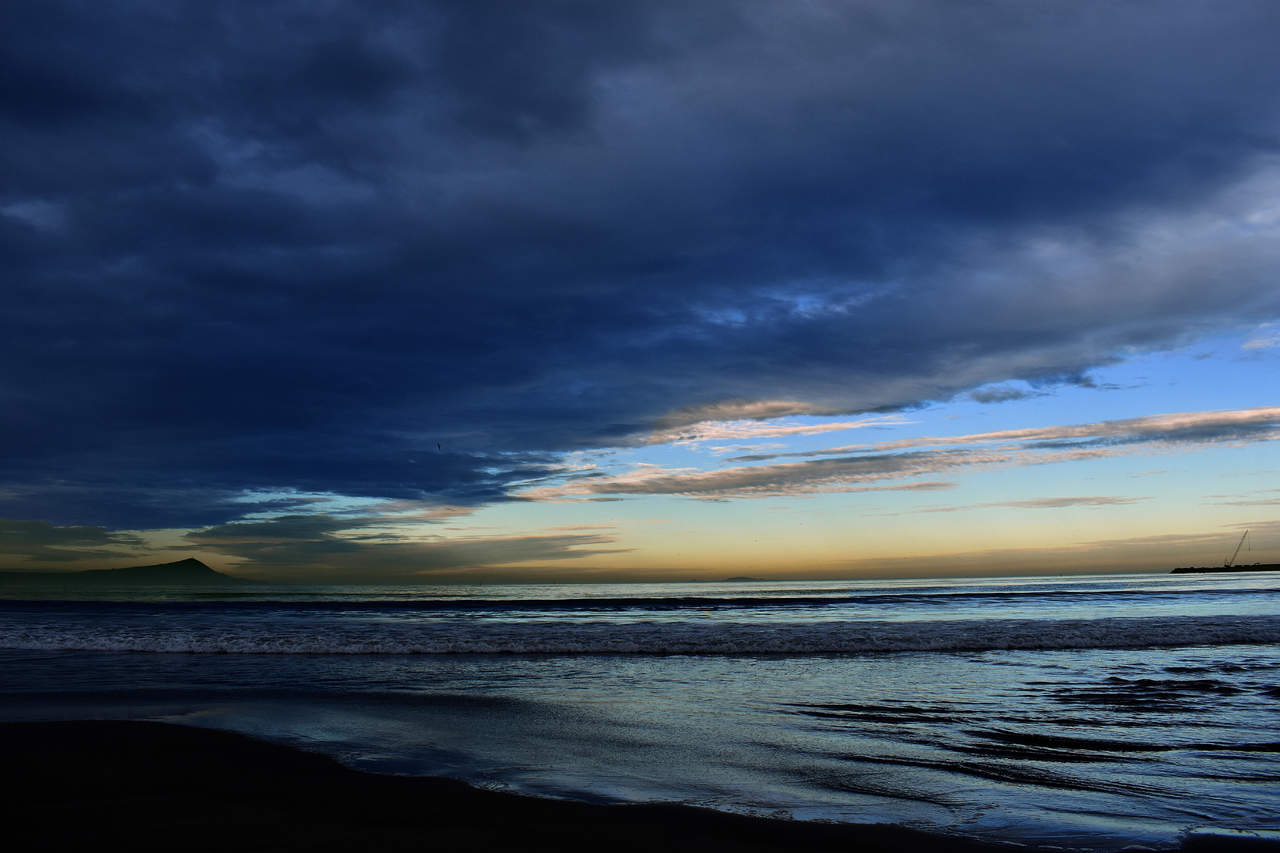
[2,571,1278,850]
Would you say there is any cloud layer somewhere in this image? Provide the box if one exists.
[3,1,1280,531]
[181,514,627,581]
[0,519,143,563]
[524,407,1280,500]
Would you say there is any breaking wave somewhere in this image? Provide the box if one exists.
[2,614,1278,655]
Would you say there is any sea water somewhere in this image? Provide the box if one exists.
[2,571,1278,849]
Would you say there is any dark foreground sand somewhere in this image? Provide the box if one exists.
[0,721,1272,853]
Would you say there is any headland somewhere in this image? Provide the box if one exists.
[0,557,247,584]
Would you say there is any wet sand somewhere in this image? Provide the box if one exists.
[0,721,1271,852]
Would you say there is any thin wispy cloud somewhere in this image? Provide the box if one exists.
[1243,323,1280,350]
[706,443,788,457]
[1208,488,1280,507]
[969,385,1041,404]
[643,415,913,446]
[736,407,1280,462]
[918,496,1149,514]
[525,407,1280,501]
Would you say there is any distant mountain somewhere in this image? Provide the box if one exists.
[723,576,764,582]
[0,558,248,584]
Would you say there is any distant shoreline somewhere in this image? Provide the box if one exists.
[1170,564,1280,574]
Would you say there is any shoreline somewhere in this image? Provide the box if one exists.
[2,720,1275,853]
[0,720,1008,852]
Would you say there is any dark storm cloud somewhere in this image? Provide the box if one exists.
[4,1,1280,530]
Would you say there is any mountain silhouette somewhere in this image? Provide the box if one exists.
[0,558,247,584]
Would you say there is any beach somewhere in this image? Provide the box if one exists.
[6,720,1278,853]
[5,720,1023,853]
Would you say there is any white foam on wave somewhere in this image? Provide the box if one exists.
[2,614,1279,655]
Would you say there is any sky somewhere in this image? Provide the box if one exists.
[2,0,1278,582]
